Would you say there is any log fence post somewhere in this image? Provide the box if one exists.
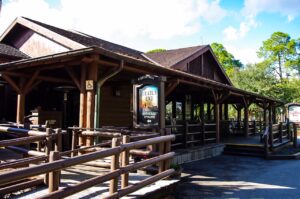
[293,123,298,148]
[269,123,273,151]
[71,128,78,157]
[45,128,52,156]
[279,123,283,143]
[109,138,120,195]
[164,129,171,171]
[184,121,188,148]
[121,135,130,189]
[55,128,62,152]
[48,151,60,193]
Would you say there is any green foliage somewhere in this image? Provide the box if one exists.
[147,48,166,53]
[211,42,243,72]
[257,32,297,81]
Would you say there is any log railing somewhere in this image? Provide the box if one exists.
[166,121,217,148]
[265,122,297,152]
[0,135,175,198]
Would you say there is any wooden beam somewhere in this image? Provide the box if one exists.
[217,91,231,104]
[2,71,73,84]
[165,79,179,97]
[1,74,21,94]
[65,66,81,90]
[23,70,40,94]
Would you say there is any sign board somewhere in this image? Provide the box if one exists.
[289,105,300,123]
[133,75,165,128]
[85,80,94,91]
[138,85,159,125]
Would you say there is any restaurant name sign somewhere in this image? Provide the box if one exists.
[133,75,165,128]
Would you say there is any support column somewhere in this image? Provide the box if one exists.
[237,107,242,130]
[200,101,205,145]
[79,64,87,147]
[263,105,267,129]
[272,107,276,124]
[219,104,223,121]
[85,55,99,146]
[244,105,249,137]
[159,77,166,135]
[214,102,220,143]
[16,94,25,124]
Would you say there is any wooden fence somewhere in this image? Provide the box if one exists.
[263,122,297,156]
[166,122,217,148]
[0,134,175,198]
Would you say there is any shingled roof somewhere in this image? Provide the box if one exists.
[145,45,207,67]
[23,17,148,62]
[0,43,29,59]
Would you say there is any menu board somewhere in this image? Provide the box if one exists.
[138,85,159,125]
[289,105,300,123]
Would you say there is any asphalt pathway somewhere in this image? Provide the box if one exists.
[171,155,300,199]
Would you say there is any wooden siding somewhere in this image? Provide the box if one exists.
[19,32,69,57]
[99,84,133,127]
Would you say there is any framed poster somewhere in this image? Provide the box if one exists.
[133,75,166,128]
[138,85,159,125]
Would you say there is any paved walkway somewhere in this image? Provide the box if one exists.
[171,155,300,199]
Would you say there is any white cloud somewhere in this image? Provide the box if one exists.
[224,44,261,64]
[0,0,227,50]
[223,19,257,41]
[243,0,300,22]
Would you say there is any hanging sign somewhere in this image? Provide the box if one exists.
[289,105,300,123]
[138,85,159,125]
[133,75,165,128]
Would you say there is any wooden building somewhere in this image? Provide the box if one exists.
[0,17,285,148]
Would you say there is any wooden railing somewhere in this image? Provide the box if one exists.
[166,121,217,148]
[264,122,297,155]
[0,135,175,198]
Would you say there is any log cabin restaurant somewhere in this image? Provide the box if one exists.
[0,17,292,160]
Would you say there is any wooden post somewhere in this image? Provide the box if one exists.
[164,129,171,171]
[121,135,130,189]
[200,101,205,145]
[183,121,188,148]
[55,129,62,152]
[269,106,273,150]
[86,55,99,146]
[48,151,60,193]
[109,138,120,195]
[272,107,277,124]
[45,128,52,156]
[16,94,25,124]
[219,104,223,121]
[71,129,78,157]
[159,77,166,136]
[293,123,297,148]
[79,64,87,147]
[263,105,267,129]
[214,103,220,143]
[158,141,165,173]
[244,105,249,137]
[264,134,269,159]
[237,107,241,130]
[279,122,283,143]
[253,120,256,135]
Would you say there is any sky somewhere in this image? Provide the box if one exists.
[0,0,299,65]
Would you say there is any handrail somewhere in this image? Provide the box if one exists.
[0,135,175,186]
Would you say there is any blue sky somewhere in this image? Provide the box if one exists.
[0,0,300,64]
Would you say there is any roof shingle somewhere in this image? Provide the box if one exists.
[23,17,148,62]
[0,43,29,59]
[145,45,207,67]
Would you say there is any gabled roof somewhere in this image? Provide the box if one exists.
[145,45,233,85]
[0,17,148,62]
[145,45,207,67]
[0,43,29,58]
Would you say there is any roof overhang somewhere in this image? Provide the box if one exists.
[0,46,283,105]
